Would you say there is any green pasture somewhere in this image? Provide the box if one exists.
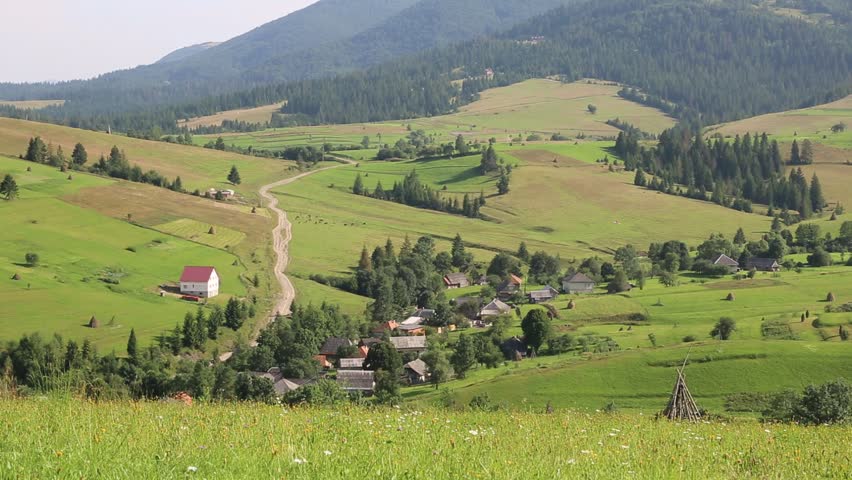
[4,398,850,479]
[154,218,246,250]
[0,157,246,350]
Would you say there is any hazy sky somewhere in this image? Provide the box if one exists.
[0,0,320,83]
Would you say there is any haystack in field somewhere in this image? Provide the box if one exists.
[726,292,735,301]
[88,316,100,328]
[662,368,702,421]
[11,273,21,281]
[208,226,216,235]
[567,299,576,310]
[827,292,836,302]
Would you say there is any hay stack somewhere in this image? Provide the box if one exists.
[208,226,215,235]
[11,273,21,281]
[67,175,73,180]
[726,292,735,301]
[567,299,576,310]
[827,292,836,302]
[251,206,257,214]
[88,316,100,328]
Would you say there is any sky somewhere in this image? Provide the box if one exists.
[0,0,320,83]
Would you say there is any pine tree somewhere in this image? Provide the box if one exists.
[215,137,226,150]
[497,171,510,194]
[455,134,469,155]
[172,176,183,192]
[352,173,364,195]
[227,165,241,185]
[0,174,18,200]
[126,328,138,359]
[800,139,814,165]
[790,140,801,165]
[358,245,372,272]
[810,173,825,212]
[225,297,243,330]
[480,145,499,173]
[517,242,530,263]
[734,228,746,245]
[633,169,647,187]
[25,137,48,163]
[71,143,87,167]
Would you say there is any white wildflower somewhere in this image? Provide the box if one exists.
[186,466,198,473]
[581,450,592,455]
[567,458,576,465]
[469,430,479,436]
[293,458,307,464]
[323,450,333,456]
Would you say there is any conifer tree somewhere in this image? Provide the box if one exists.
[227,165,241,185]
[71,143,87,167]
[126,328,138,360]
[810,173,825,212]
[0,174,18,200]
[734,228,746,245]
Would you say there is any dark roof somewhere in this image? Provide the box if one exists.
[405,358,429,377]
[337,370,375,391]
[251,369,302,396]
[338,358,365,369]
[412,308,435,319]
[319,337,353,356]
[746,258,780,268]
[501,336,527,356]
[389,336,427,350]
[529,286,559,299]
[563,272,595,284]
[360,337,382,347]
[443,273,469,285]
[713,254,739,267]
[180,266,217,282]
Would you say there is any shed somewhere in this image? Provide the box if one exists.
[337,370,375,394]
[479,298,511,318]
[404,358,429,385]
[443,273,471,289]
[562,272,595,294]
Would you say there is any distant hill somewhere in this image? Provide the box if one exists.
[156,42,221,64]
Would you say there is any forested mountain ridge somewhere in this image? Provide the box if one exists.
[155,42,221,64]
[0,0,849,133]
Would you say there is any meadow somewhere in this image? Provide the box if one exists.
[0,118,294,196]
[179,102,287,129]
[0,156,253,350]
[1,397,849,479]
[198,79,677,151]
[0,99,65,109]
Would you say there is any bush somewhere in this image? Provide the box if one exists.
[811,318,824,328]
[795,379,852,425]
[682,335,697,343]
[24,253,39,266]
[807,248,833,267]
[710,317,736,340]
[469,393,498,412]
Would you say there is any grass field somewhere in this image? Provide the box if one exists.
[178,102,287,129]
[0,156,257,350]
[154,219,247,250]
[2,398,849,479]
[198,79,676,152]
[0,99,65,109]
[0,117,295,197]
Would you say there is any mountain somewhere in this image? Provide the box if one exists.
[156,42,221,64]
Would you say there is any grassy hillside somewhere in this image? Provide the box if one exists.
[202,79,676,150]
[0,157,252,349]
[0,100,64,109]
[0,118,293,196]
[179,102,286,129]
[2,398,849,479]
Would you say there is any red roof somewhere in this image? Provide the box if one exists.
[180,266,217,283]
[509,274,523,285]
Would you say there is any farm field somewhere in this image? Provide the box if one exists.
[199,79,677,152]
[0,117,295,196]
[3,398,849,479]
[0,156,257,350]
[406,265,852,411]
[178,102,287,129]
[0,99,65,109]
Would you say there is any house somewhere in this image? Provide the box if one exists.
[497,274,524,299]
[371,321,399,335]
[359,337,383,349]
[179,266,220,298]
[404,358,429,385]
[251,368,303,396]
[501,336,527,360]
[746,258,781,272]
[443,273,470,289]
[562,272,595,294]
[713,254,740,273]
[480,298,512,318]
[389,336,428,355]
[528,285,559,304]
[397,324,426,336]
[412,309,435,321]
[313,355,333,369]
[338,358,365,370]
[337,370,375,395]
[319,337,354,362]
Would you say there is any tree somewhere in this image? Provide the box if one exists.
[450,334,477,379]
[607,270,630,293]
[790,140,801,165]
[497,170,510,195]
[364,341,403,376]
[807,248,833,267]
[633,169,647,187]
[0,174,18,200]
[360,136,370,149]
[454,134,469,155]
[352,173,365,195]
[710,317,736,340]
[126,328,138,360]
[25,137,47,163]
[521,309,551,353]
[734,228,747,245]
[421,349,450,390]
[516,242,530,263]
[224,298,243,330]
[24,253,39,266]
[480,145,499,174]
[800,139,814,165]
[227,165,241,185]
[794,379,851,425]
[810,174,825,212]
[374,369,401,405]
[214,137,226,150]
[357,245,372,272]
[487,253,521,278]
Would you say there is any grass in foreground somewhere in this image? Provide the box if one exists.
[0,398,848,479]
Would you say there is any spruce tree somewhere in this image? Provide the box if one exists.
[352,173,364,195]
[810,174,825,212]
[0,174,18,200]
[790,140,800,165]
[71,143,87,167]
[633,169,647,187]
[227,165,241,185]
[800,139,814,165]
[126,328,138,359]
[358,245,372,272]
[734,228,747,245]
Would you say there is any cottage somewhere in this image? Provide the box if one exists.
[179,266,220,298]
[360,337,383,349]
[404,358,429,385]
[746,258,781,272]
[371,320,399,335]
[479,298,512,318]
[251,368,303,396]
[313,355,333,369]
[713,254,740,273]
[319,337,354,362]
[528,285,559,304]
[562,272,595,294]
[398,324,426,336]
[337,370,375,395]
[389,336,427,355]
[338,358,365,370]
[501,336,527,360]
[443,273,470,289]
[497,274,524,299]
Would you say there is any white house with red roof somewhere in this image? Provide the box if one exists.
[179,266,220,298]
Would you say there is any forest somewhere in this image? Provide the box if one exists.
[0,0,849,134]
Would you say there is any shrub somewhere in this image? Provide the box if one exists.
[794,379,852,425]
[683,335,697,343]
[807,248,833,267]
[710,317,736,340]
[469,393,498,412]
[812,318,824,328]
[24,253,39,266]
